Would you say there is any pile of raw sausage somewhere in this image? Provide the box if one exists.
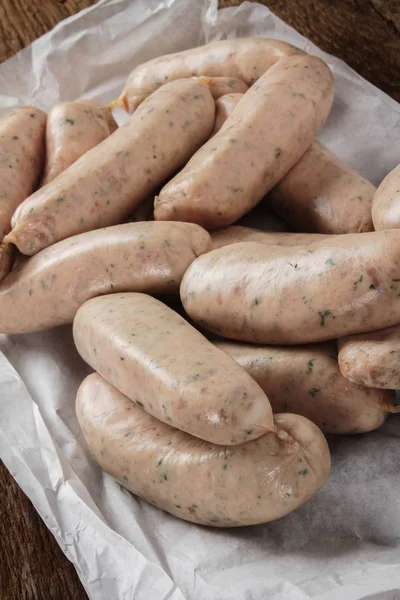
[1,37,399,528]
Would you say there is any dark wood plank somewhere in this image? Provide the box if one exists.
[0,1,398,599]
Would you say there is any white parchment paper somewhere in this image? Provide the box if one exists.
[1,1,400,599]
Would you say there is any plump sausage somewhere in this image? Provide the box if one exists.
[181,231,400,344]
[42,100,117,185]
[5,79,215,256]
[154,55,334,229]
[211,226,329,250]
[339,325,400,390]
[211,93,243,135]
[0,106,47,242]
[216,340,392,434]
[76,373,330,526]
[266,141,375,234]
[372,164,400,230]
[119,38,303,113]
[0,222,210,334]
[73,293,274,445]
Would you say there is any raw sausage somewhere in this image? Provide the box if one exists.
[211,226,329,250]
[0,222,210,334]
[76,373,331,526]
[216,340,392,434]
[181,231,400,344]
[0,106,47,241]
[5,79,215,256]
[119,38,303,113]
[266,141,375,234]
[73,293,274,445]
[339,326,400,390]
[211,93,243,135]
[0,243,16,282]
[154,55,334,229]
[42,99,117,185]
[372,164,400,230]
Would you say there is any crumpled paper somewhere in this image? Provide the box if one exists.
[1,1,400,598]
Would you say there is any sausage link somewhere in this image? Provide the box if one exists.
[194,77,248,99]
[266,141,375,234]
[0,106,47,241]
[211,225,329,250]
[181,231,400,344]
[42,100,117,185]
[339,325,400,389]
[154,55,334,229]
[0,221,210,334]
[372,164,400,230]
[73,293,274,445]
[76,373,330,526]
[216,340,391,434]
[119,38,303,112]
[6,79,215,256]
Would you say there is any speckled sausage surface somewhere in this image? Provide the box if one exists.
[6,79,215,256]
[211,93,243,135]
[154,55,334,229]
[266,141,375,234]
[42,100,117,185]
[76,373,330,526]
[0,106,47,241]
[181,231,400,344]
[372,164,400,230]
[211,226,329,250]
[73,293,274,445]
[119,38,303,113]
[216,340,391,434]
[339,325,400,389]
[194,77,248,99]
[0,222,210,334]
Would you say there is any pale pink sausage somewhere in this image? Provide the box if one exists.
[154,55,334,229]
[119,38,303,113]
[211,226,330,250]
[5,79,215,256]
[211,93,243,135]
[42,100,117,185]
[0,106,47,241]
[372,164,400,230]
[181,231,400,344]
[194,77,248,99]
[73,293,274,445]
[266,141,375,234]
[76,373,331,526]
[216,340,392,434]
[0,222,210,334]
[339,325,400,389]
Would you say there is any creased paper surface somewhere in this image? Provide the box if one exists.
[1,1,400,599]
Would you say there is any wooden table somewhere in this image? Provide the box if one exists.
[0,1,399,599]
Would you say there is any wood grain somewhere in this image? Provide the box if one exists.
[0,1,399,599]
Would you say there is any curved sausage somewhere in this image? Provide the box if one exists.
[73,293,274,445]
[0,221,210,334]
[154,55,334,229]
[372,164,400,230]
[181,231,400,344]
[339,325,400,390]
[211,226,329,250]
[266,141,375,234]
[211,93,243,135]
[5,79,215,256]
[216,340,392,434]
[119,38,303,113]
[0,106,47,242]
[76,373,331,526]
[42,100,117,185]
